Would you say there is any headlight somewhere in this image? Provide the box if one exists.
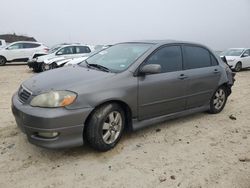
[30,91,77,108]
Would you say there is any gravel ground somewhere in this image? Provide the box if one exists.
[0,64,250,188]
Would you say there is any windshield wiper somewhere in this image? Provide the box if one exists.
[85,61,111,72]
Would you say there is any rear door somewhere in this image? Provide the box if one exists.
[75,46,91,57]
[138,45,188,120]
[183,45,221,109]
[22,43,41,58]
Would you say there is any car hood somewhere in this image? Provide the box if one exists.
[37,53,55,62]
[223,56,239,61]
[44,56,66,64]
[65,57,88,66]
[23,65,115,95]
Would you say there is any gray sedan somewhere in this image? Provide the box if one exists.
[12,40,235,151]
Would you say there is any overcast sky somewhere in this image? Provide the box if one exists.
[1,0,250,50]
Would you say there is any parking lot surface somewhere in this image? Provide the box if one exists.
[0,64,250,188]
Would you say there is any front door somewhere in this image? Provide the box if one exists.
[241,49,250,68]
[138,45,187,120]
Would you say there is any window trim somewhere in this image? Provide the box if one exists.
[136,44,184,76]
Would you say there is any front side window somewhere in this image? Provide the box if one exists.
[183,46,211,69]
[76,46,91,54]
[243,49,250,56]
[80,43,153,72]
[144,45,183,73]
[57,46,74,55]
[8,43,24,50]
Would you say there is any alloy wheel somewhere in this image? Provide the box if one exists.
[102,111,123,144]
[213,88,226,110]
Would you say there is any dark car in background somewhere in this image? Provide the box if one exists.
[12,40,235,151]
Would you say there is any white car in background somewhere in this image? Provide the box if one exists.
[221,48,250,72]
[28,44,93,72]
[63,45,113,67]
[0,41,48,66]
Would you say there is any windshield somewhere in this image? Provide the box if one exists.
[221,49,244,56]
[49,45,63,53]
[79,43,153,72]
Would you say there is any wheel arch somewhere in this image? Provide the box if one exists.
[0,55,7,61]
[219,82,232,96]
[84,100,133,132]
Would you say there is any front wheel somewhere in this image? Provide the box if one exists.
[85,103,125,151]
[234,62,242,72]
[0,56,6,66]
[208,86,228,114]
[41,62,57,72]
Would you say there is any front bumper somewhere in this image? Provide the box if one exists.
[11,93,93,149]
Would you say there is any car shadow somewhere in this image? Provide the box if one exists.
[30,111,207,161]
[5,62,27,66]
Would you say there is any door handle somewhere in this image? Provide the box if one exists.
[178,74,188,80]
[214,69,220,74]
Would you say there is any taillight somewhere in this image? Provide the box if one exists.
[44,48,49,52]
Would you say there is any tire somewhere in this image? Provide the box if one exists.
[41,62,57,72]
[0,56,6,66]
[41,62,51,72]
[33,66,40,73]
[208,86,228,114]
[85,103,125,151]
[234,62,242,72]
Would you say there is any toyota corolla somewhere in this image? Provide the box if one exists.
[12,40,235,151]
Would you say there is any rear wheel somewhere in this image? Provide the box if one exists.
[0,56,6,66]
[208,86,228,114]
[85,103,125,151]
[234,62,242,72]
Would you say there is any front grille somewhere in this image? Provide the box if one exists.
[18,86,32,103]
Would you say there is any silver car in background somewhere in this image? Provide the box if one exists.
[12,40,235,151]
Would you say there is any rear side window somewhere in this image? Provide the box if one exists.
[75,46,91,53]
[211,55,218,66]
[183,46,211,69]
[145,45,183,73]
[23,43,41,48]
[0,41,2,45]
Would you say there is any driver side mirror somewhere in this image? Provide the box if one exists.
[139,64,161,75]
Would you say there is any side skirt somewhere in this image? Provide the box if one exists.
[132,106,209,131]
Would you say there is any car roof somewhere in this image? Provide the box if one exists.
[120,40,209,47]
[9,41,43,46]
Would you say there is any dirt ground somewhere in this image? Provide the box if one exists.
[0,64,250,188]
